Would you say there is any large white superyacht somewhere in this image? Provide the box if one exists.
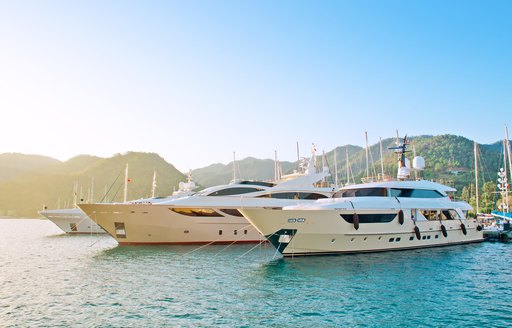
[79,150,336,245]
[240,137,485,256]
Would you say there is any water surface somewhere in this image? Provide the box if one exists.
[1,219,511,327]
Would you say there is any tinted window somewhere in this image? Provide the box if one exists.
[390,188,443,198]
[219,209,243,217]
[207,187,264,196]
[171,208,223,217]
[340,213,396,223]
[333,188,387,198]
[257,192,328,200]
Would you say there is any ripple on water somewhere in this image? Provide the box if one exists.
[1,219,512,327]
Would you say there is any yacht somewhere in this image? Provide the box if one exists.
[78,151,336,245]
[39,207,105,234]
[240,137,485,256]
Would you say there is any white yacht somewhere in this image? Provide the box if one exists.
[240,137,485,256]
[78,151,336,245]
[39,207,105,234]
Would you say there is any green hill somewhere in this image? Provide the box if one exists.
[0,152,186,217]
[0,134,509,217]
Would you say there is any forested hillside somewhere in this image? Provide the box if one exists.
[0,134,509,217]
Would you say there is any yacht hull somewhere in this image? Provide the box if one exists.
[240,208,485,256]
[39,208,105,234]
[79,203,264,245]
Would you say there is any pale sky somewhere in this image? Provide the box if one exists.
[0,0,510,172]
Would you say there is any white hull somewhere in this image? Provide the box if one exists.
[39,208,105,234]
[79,203,265,244]
[241,203,485,256]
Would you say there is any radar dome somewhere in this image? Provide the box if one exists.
[413,156,425,170]
[405,158,411,168]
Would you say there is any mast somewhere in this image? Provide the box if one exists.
[506,126,512,185]
[379,137,384,179]
[365,131,369,180]
[503,140,509,213]
[474,141,479,215]
[346,146,350,185]
[232,152,237,182]
[274,150,278,181]
[123,164,129,203]
[296,141,300,171]
[152,169,157,198]
[334,147,339,188]
[73,181,78,207]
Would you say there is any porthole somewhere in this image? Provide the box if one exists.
[184,230,189,234]
[389,238,395,242]
[331,238,336,243]
[378,236,382,241]
[396,237,401,242]
[218,230,222,235]
[350,237,355,242]
[234,230,237,235]
[363,237,368,242]
[244,230,248,235]
[409,236,414,241]
[427,235,431,239]
[435,235,439,239]
[422,235,426,240]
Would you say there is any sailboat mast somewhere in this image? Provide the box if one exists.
[506,126,512,185]
[474,141,479,215]
[123,164,129,203]
[379,137,384,179]
[152,169,157,198]
[346,147,350,185]
[232,152,236,182]
[365,131,369,180]
[503,140,509,213]
[334,148,339,189]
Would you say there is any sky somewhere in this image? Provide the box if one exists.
[0,0,510,172]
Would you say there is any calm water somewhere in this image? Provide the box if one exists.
[1,219,511,327]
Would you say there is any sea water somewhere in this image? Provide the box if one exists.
[1,218,511,327]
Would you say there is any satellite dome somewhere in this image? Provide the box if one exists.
[413,156,425,170]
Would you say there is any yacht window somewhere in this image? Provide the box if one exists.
[170,208,223,217]
[333,188,387,198]
[390,188,444,198]
[238,181,275,187]
[114,222,126,238]
[219,209,244,217]
[207,187,264,196]
[257,192,328,200]
[340,213,396,224]
[70,223,77,232]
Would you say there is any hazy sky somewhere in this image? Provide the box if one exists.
[0,0,510,172]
